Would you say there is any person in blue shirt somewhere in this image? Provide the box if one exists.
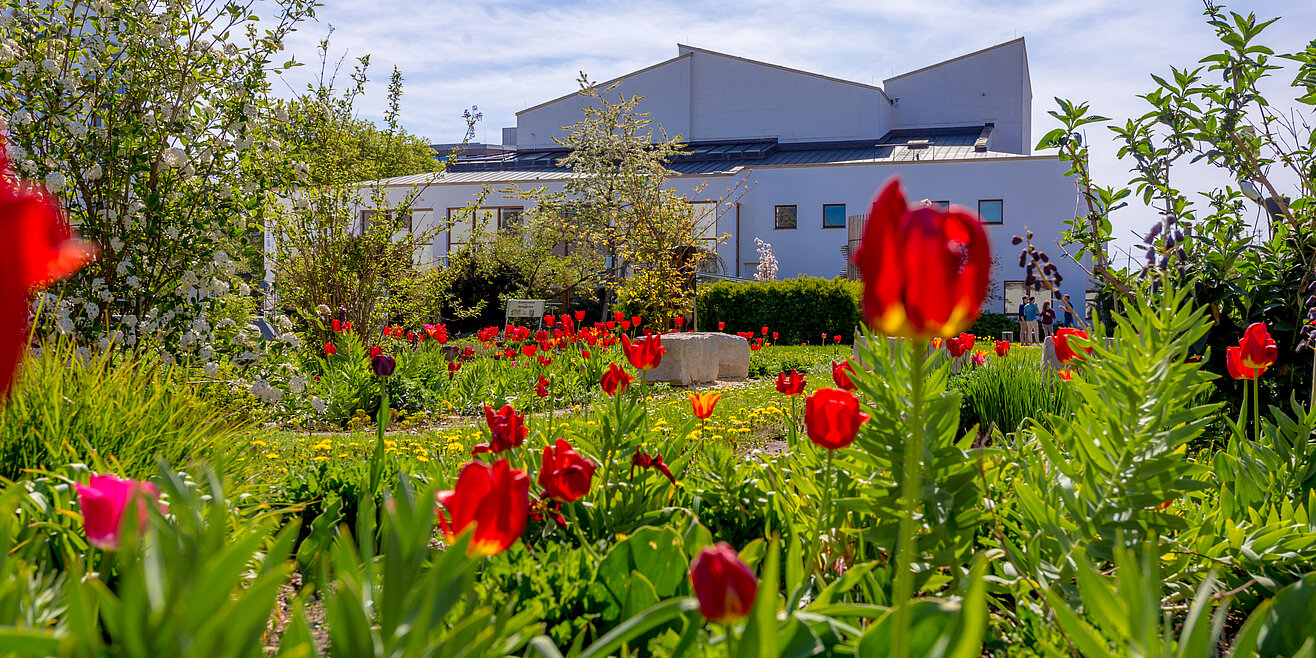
[1022,297,1039,345]
[1062,294,1075,328]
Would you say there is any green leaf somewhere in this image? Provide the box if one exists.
[577,598,700,658]
[737,536,780,658]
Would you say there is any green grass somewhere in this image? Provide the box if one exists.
[0,339,247,480]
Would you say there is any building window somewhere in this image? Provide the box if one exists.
[822,204,846,229]
[1004,280,1027,314]
[447,206,523,251]
[359,209,413,234]
[774,205,797,230]
[978,199,1003,224]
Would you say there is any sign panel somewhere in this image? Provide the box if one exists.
[505,299,545,319]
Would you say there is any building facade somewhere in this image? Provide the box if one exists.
[349,38,1085,317]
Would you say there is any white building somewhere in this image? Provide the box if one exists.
[356,38,1085,317]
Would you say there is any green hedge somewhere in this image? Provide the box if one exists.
[697,277,862,345]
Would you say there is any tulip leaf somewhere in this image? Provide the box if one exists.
[1235,572,1316,657]
[576,598,700,658]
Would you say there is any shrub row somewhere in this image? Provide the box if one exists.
[697,277,862,344]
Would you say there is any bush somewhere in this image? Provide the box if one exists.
[698,277,862,344]
[0,340,242,480]
[966,312,1017,341]
[953,351,1068,436]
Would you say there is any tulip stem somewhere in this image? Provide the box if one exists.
[810,449,836,576]
[566,503,599,561]
[891,340,926,658]
[1253,377,1261,443]
[370,391,390,496]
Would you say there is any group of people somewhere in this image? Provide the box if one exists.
[1017,294,1075,346]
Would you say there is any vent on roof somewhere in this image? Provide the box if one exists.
[906,138,930,149]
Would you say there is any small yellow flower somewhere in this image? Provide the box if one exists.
[415,455,430,463]
[252,440,267,447]
[313,456,329,462]
[265,452,279,459]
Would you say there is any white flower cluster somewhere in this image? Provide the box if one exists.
[248,378,284,404]
[754,238,779,282]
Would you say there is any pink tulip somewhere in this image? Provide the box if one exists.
[75,474,161,550]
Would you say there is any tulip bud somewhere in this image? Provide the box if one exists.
[689,543,758,625]
[371,353,396,377]
[1011,235,1023,245]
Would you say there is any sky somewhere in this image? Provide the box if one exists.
[273,0,1315,263]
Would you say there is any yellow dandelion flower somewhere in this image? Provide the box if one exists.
[252,440,267,447]
[265,452,279,459]
[313,456,329,462]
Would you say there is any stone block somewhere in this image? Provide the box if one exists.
[645,333,720,386]
[707,332,750,379]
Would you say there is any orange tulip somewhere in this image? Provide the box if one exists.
[689,391,722,419]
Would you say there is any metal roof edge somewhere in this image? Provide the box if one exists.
[514,52,694,116]
[884,37,1027,84]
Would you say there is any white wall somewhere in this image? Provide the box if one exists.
[370,154,1087,320]
[884,38,1032,154]
[515,55,693,149]
[685,47,888,143]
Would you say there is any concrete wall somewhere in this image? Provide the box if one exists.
[884,38,1032,154]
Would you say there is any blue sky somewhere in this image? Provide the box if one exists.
[275,0,1315,262]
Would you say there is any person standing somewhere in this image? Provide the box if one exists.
[1017,297,1027,343]
[1023,297,1039,345]
[1040,302,1055,340]
[1062,294,1075,328]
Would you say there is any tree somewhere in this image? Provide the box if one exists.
[263,40,455,336]
[500,76,722,323]
[1037,4,1314,403]
[1,0,315,357]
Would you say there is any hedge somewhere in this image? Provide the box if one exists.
[697,278,1019,345]
[697,277,862,345]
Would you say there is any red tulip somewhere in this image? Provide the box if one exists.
[834,335,842,343]
[805,387,870,450]
[631,316,641,327]
[631,448,676,484]
[621,332,664,371]
[690,391,722,419]
[544,314,556,328]
[832,360,856,391]
[473,405,526,454]
[436,459,530,556]
[851,178,990,339]
[614,311,625,323]
[946,335,970,359]
[75,474,161,550]
[958,333,975,352]
[369,345,383,358]
[1,139,96,397]
[538,438,596,503]
[601,363,633,396]
[675,316,685,328]
[620,320,631,331]
[1226,345,1264,380]
[761,327,769,335]
[772,332,779,340]
[574,310,586,322]
[994,340,1010,357]
[535,375,549,398]
[1238,322,1278,370]
[332,319,342,333]
[690,543,758,625]
[1053,328,1091,365]
[323,343,337,356]
[718,322,726,330]
[775,369,805,397]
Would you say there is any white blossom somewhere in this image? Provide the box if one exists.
[162,147,186,168]
[11,109,31,125]
[121,314,138,328]
[203,362,220,377]
[85,163,103,181]
[126,275,141,288]
[754,238,779,282]
[310,397,327,414]
[289,375,306,394]
[44,172,67,193]
[83,301,100,319]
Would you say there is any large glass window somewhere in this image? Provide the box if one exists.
[978,199,1003,224]
[774,205,797,230]
[447,207,522,251]
[823,204,846,229]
